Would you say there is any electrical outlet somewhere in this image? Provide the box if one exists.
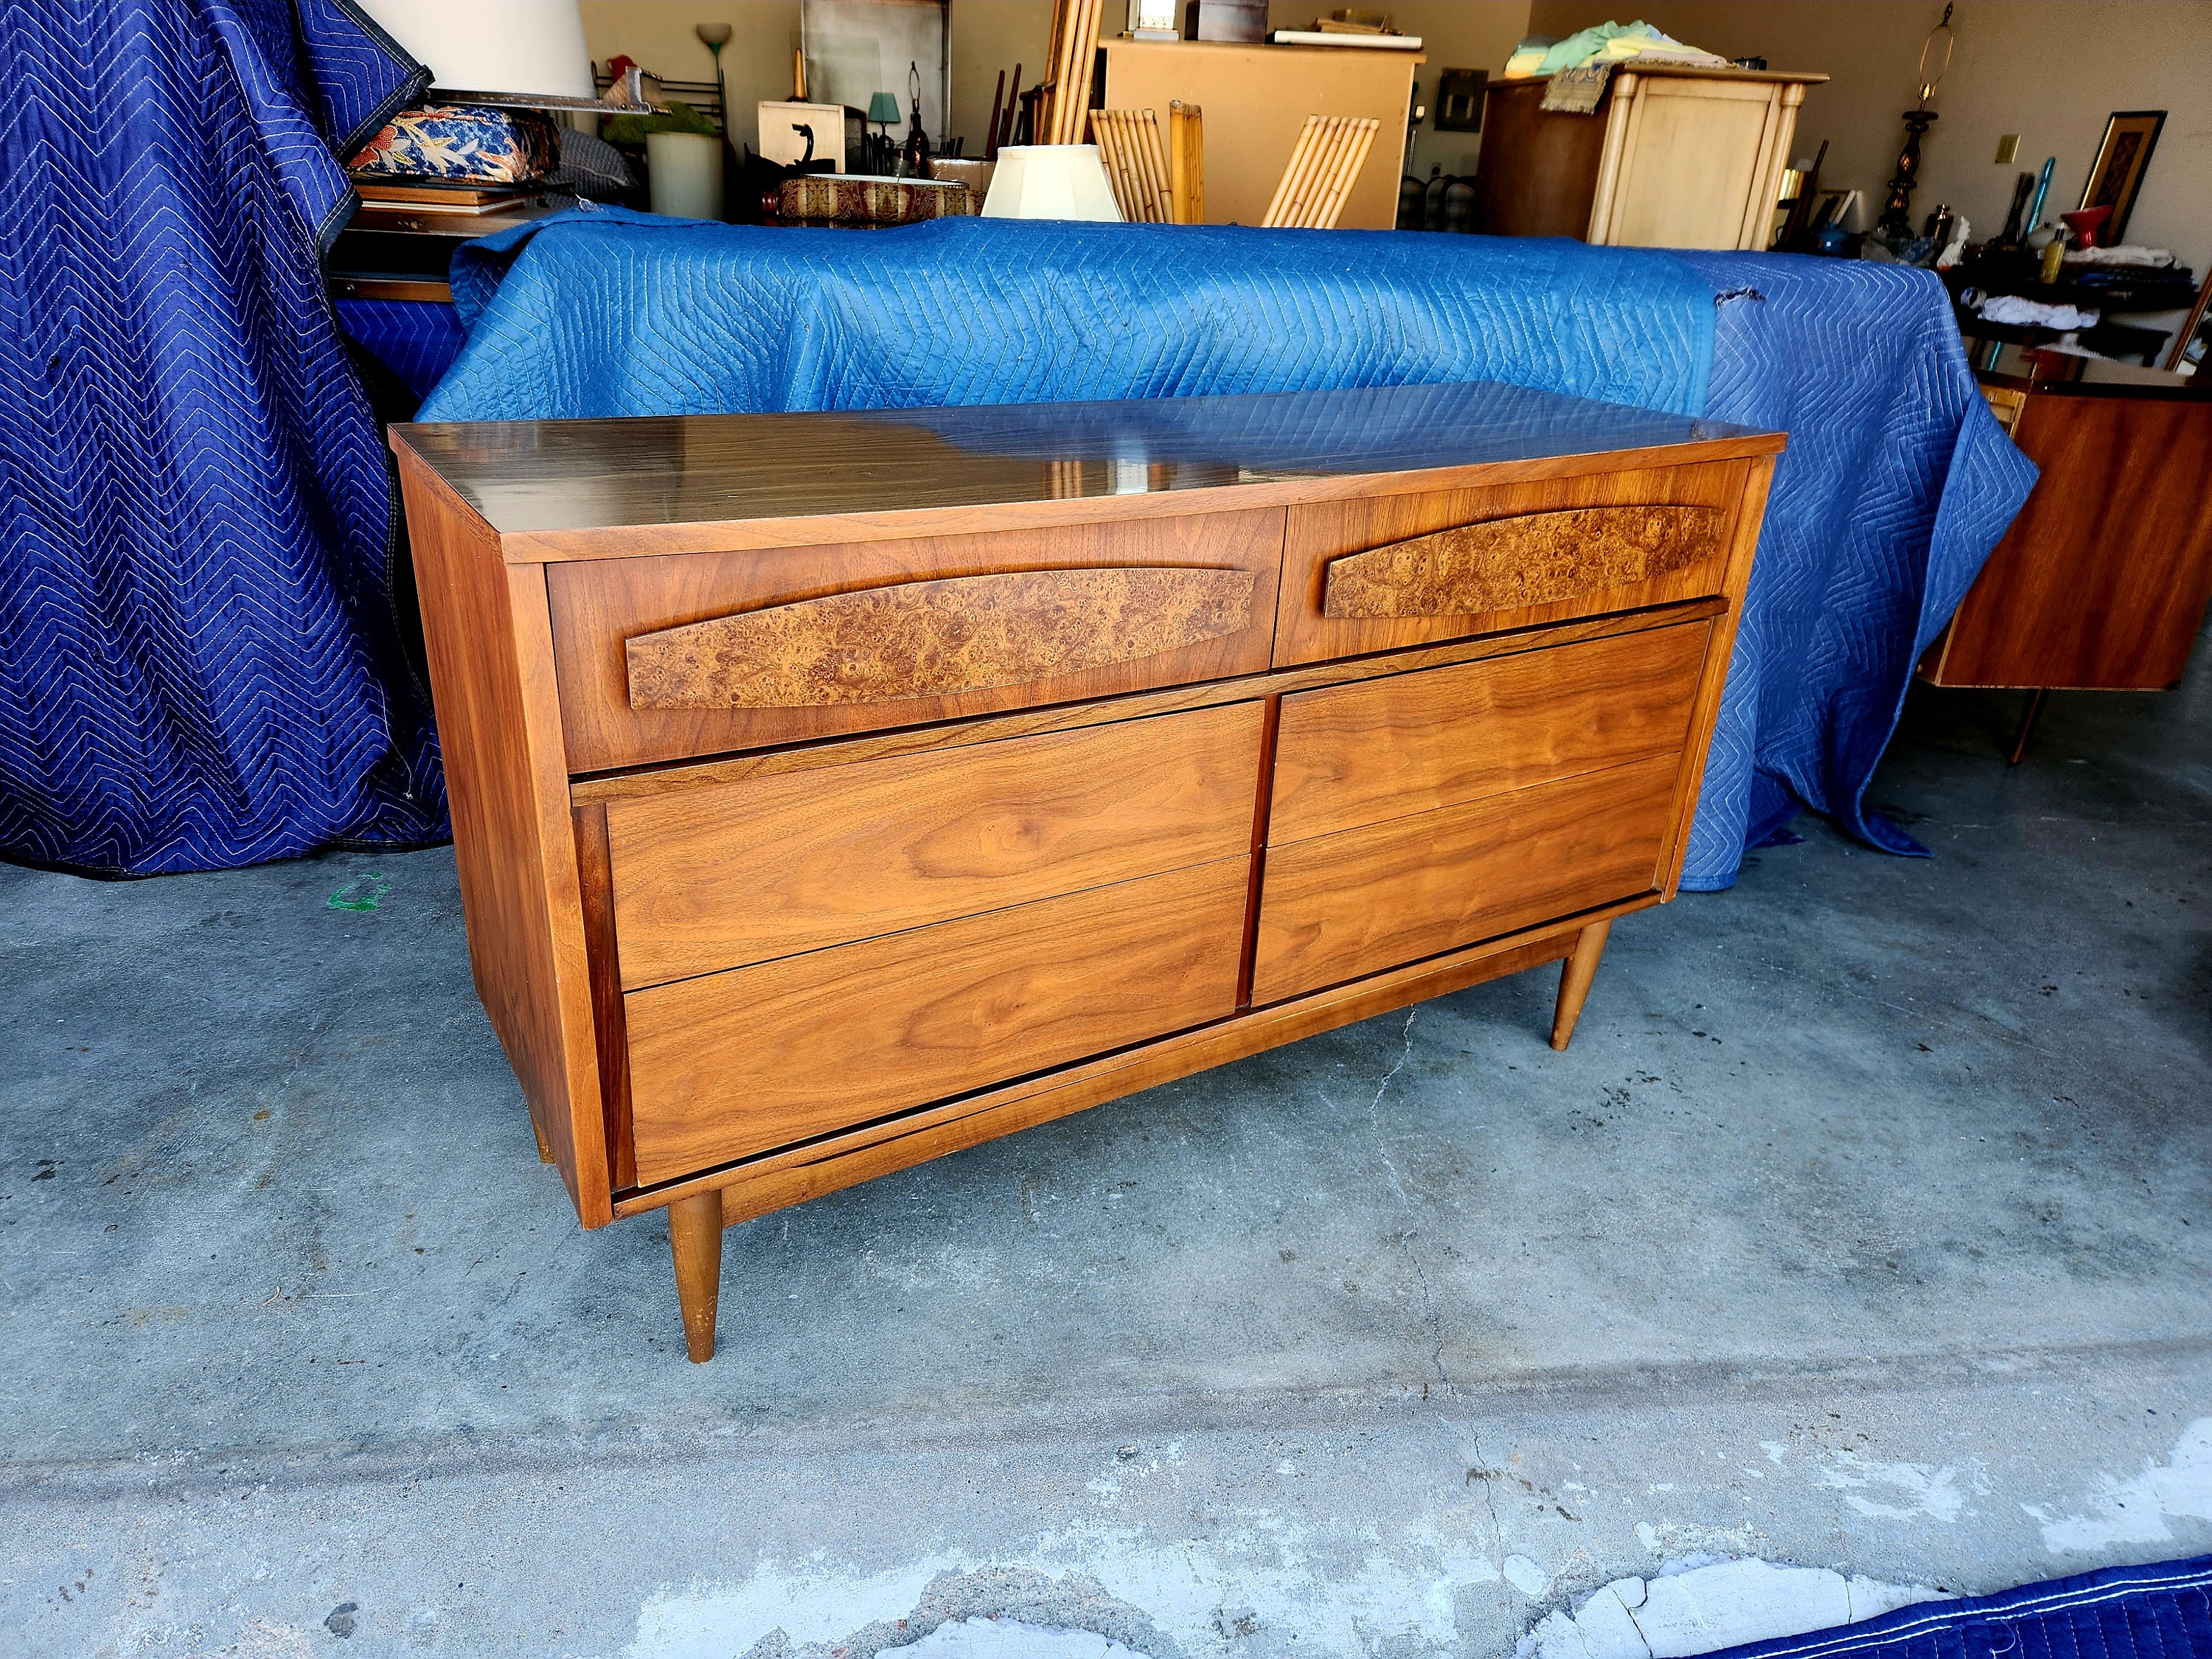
[1995,133,2020,164]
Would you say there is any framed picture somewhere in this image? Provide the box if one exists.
[2168,274,2211,377]
[2078,110,2164,243]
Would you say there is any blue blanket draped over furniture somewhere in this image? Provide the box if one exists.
[0,0,440,874]
[422,209,2034,890]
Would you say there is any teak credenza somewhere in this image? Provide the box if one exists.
[390,383,1781,1363]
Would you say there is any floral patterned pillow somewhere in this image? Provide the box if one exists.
[349,105,562,184]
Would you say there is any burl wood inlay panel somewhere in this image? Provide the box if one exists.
[1321,504,1725,620]
[626,566,1261,711]
[1274,460,1747,668]
[549,509,1285,771]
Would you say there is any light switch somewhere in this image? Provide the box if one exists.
[1994,133,2020,164]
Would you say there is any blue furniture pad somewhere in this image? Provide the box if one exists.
[423,210,2034,889]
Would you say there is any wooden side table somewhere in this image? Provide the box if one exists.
[1920,345,2212,760]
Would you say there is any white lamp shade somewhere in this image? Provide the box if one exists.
[981,146,1124,223]
[356,0,595,100]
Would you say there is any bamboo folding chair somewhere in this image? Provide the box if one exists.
[1260,115,1381,229]
[1089,102,1204,224]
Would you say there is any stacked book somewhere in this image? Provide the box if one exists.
[351,179,546,216]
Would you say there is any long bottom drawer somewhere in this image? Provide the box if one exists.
[625,858,1251,1184]
[1251,753,1680,1004]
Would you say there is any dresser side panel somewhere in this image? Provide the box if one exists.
[394,447,612,1226]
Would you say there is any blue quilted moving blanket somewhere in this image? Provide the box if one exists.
[423,209,2034,889]
[0,0,439,874]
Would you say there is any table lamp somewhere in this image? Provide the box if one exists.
[867,91,900,175]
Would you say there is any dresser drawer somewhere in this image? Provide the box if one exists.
[1273,460,1747,668]
[548,510,1284,771]
[605,701,1263,988]
[625,858,1249,1183]
[1268,620,1708,844]
[1251,754,1680,1004]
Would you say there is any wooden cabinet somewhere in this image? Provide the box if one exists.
[1924,351,2212,708]
[1475,66,1826,248]
[1099,38,1416,232]
[391,382,1780,1363]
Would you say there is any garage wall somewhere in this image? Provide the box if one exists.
[1525,0,2212,291]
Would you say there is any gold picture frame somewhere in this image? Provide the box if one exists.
[2078,110,2163,243]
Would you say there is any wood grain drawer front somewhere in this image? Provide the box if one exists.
[625,858,1249,1183]
[605,701,1263,989]
[548,510,1284,771]
[1269,621,1708,845]
[1274,460,1745,667]
[1251,754,1679,1004]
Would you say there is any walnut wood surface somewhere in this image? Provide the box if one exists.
[625,566,1260,710]
[667,1189,723,1363]
[549,511,1283,771]
[1275,460,1747,667]
[1927,394,2212,689]
[386,383,1779,563]
[1652,456,1770,898]
[625,858,1250,1184]
[606,701,1262,988]
[1550,917,1613,1051]
[1474,79,1607,240]
[392,449,611,1225]
[1268,621,1708,845]
[1321,504,1723,619]
[568,599,1728,806]
[611,903,1672,1223]
[572,801,636,1188]
[1251,753,1680,1004]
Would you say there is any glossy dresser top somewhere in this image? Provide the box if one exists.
[392,380,1782,545]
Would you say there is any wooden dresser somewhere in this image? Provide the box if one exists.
[1924,345,2212,759]
[390,383,1781,1363]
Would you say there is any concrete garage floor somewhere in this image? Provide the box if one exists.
[2,649,2208,1658]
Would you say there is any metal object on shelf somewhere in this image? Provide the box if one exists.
[442,63,665,116]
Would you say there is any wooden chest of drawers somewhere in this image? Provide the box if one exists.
[391,382,1780,1363]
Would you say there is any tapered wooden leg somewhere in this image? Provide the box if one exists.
[529,1110,554,1164]
[1551,918,1613,1051]
[2007,688,2048,766]
[668,1189,725,1363]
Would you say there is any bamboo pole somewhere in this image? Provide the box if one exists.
[1037,0,1067,146]
[1169,101,1202,224]
[1054,0,1103,144]
[1262,115,1323,227]
[1312,118,1380,230]
[1272,115,1338,227]
[1132,110,1171,222]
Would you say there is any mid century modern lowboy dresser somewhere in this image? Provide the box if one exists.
[390,382,1781,1363]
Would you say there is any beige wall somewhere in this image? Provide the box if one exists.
[949,1,1053,156]
[578,1,804,144]
[585,0,1526,177]
[1526,0,2212,286]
